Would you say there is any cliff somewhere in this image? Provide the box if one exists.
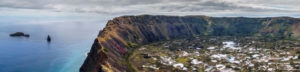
[80,15,300,72]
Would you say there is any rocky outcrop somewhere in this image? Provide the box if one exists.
[80,15,300,72]
[10,32,30,37]
[47,35,51,42]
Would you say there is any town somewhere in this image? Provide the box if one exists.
[129,36,300,72]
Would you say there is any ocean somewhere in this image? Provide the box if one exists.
[0,22,104,72]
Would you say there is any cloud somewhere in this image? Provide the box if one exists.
[0,0,299,17]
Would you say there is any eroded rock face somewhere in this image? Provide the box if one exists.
[80,15,300,72]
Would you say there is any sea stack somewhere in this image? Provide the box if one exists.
[47,35,51,42]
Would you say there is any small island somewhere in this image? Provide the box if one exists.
[9,32,30,37]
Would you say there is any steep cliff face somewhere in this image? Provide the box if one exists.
[80,15,300,72]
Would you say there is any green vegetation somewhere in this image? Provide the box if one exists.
[125,42,139,72]
[127,42,137,48]
[175,57,189,65]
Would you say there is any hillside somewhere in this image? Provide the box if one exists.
[80,15,300,72]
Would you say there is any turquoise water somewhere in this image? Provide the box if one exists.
[0,23,104,72]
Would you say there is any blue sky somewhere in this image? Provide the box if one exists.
[0,0,300,25]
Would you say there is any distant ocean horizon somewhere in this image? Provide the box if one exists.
[0,22,104,72]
